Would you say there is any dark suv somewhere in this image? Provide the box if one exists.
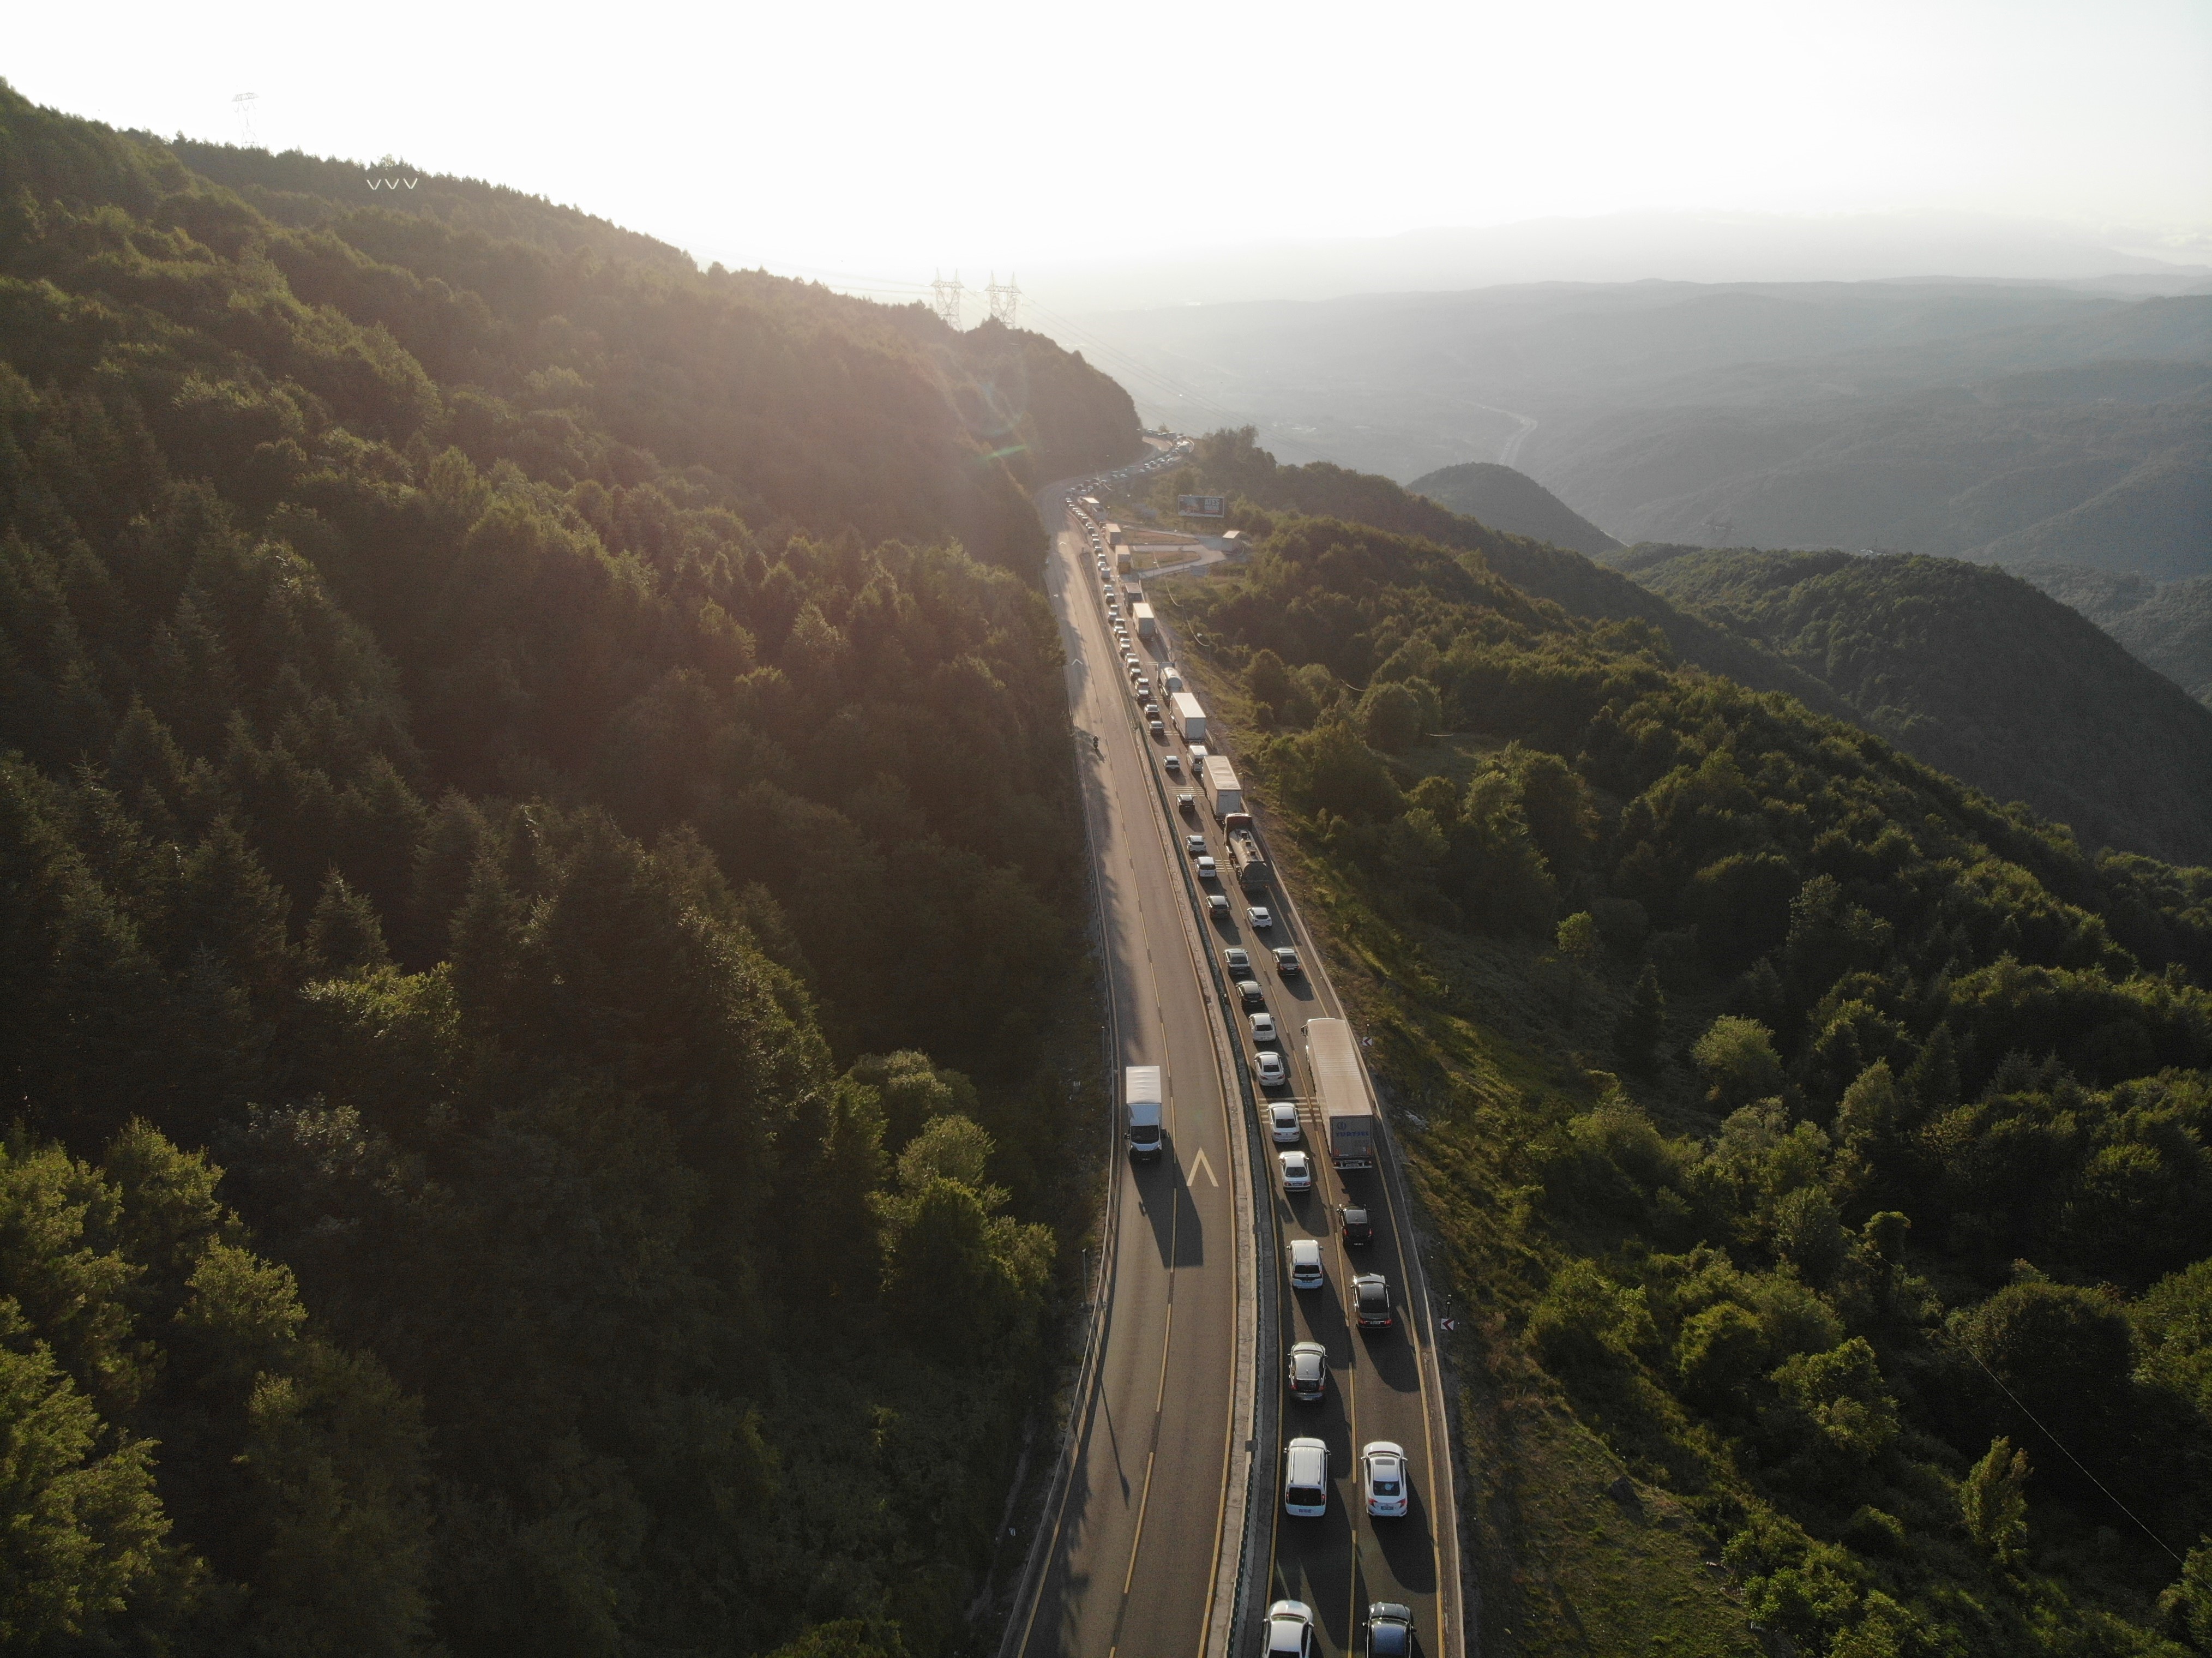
[1338,1204,1373,1246]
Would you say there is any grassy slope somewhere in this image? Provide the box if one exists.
[1407,461,1624,560]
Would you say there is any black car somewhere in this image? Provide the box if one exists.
[1367,1602,1414,1658]
[1353,1273,1393,1330]
[1272,946,1302,977]
[1287,1340,1327,1403]
[1338,1204,1374,1246]
[1238,978,1266,1008]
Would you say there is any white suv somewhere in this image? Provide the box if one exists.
[1283,1439,1329,1517]
[1288,1238,1324,1290]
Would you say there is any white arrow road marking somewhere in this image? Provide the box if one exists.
[1187,1148,1218,1188]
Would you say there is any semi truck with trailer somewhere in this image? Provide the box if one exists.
[1306,1019,1377,1170]
[1125,1064,1163,1162]
[1200,755,1243,821]
[1173,691,1206,741]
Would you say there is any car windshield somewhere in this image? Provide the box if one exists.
[1132,1125,1159,1144]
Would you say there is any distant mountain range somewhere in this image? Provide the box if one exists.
[1407,462,1620,557]
[1067,279,2212,581]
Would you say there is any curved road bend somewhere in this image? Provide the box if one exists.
[1006,463,1253,1658]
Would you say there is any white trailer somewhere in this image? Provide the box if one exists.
[1307,1019,1377,1170]
[1172,691,1206,741]
[1200,755,1242,820]
[1132,602,1156,638]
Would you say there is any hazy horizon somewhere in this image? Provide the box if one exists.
[8,0,2209,304]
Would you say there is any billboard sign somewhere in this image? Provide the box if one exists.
[1177,494,1226,518]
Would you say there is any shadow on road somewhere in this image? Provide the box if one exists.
[1133,1143,1205,1269]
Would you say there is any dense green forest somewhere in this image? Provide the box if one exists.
[1616,547,2212,867]
[1151,508,2212,1655]
[0,81,1139,1654]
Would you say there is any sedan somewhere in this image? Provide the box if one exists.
[1266,1601,1319,1658]
[1187,833,1207,855]
[1249,1012,1277,1042]
[1338,1204,1374,1246]
[1272,946,1302,976]
[1278,1148,1311,1190]
[1148,719,1165,737]
[1179,792,1197,815]
[1196,856,1218,880]
[1289,1238,1324,1290]
[1163,754,1181,775]
[1257,1050,1287,1088]
[1287,1341,1327,1403]
[1207,893,1231,919]
[1247,905,1275,929]
[1224,946,1251,972]
[1353,1272,1394,1330]
[1269,1101,1300,1143]
[1362,1441,1409,1518]
[1237,978,1265,1008]
[1366,1603,1415,1658]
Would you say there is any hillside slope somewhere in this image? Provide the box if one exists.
[1625,548,2212,866]
[1153,509,2212,1657]
[2017,561,2212,706]
[0,81,1136,1656]
[1163,428,1857,719]
[1408,459,1622,556]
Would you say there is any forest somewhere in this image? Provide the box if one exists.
[1145,497,2212,1654]
[1619,546,2212,868]
[0,81,1139,1655]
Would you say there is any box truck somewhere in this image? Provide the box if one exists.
[1307,1019,1377,1170]
[1173,691,1206,741]
[1200,755,1243,821]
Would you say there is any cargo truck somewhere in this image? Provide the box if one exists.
[1307,1019,1377,1170]
[1132,602,1156,638]
[1172,691,1206,741]
[1200,754,1243,821]
[1125,1064,1163,1161]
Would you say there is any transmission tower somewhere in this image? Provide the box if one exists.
[231,92,260,147]
[930,271,965,331]
[984,271,1021,327]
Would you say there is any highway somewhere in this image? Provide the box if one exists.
[1006,442,1464,1658]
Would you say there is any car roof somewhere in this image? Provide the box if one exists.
[1289,1238,1320,1261]
[1291,1339,1326,1355]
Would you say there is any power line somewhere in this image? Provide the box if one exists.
[984,271,1022,328]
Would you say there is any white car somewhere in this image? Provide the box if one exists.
[1224,946,1251,972]
[1187,834,1207,855]
[1265,1601,1318,1658]
[1250,1012,1277,1042]
[1288,1236,1324,1289]
[1362,1441,1410,1518]
[1282,1441,1328,1518]
[1258,1050,1287,1088]
[1164,755,1181,775]
[1278,1146,1310,1188]
[1197,856,1218,880]
[1269,1102,1300,1143]
[1247,905,1275,929]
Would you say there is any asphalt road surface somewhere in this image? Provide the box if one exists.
[1009,447,1464,1658]
[1007,454,1251,1658]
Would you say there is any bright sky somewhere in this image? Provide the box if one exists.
[9,0,2210,287]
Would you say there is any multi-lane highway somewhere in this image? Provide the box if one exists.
[1005,441,1463,1658]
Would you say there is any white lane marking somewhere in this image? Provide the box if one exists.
[1188,1147,1219,1188]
